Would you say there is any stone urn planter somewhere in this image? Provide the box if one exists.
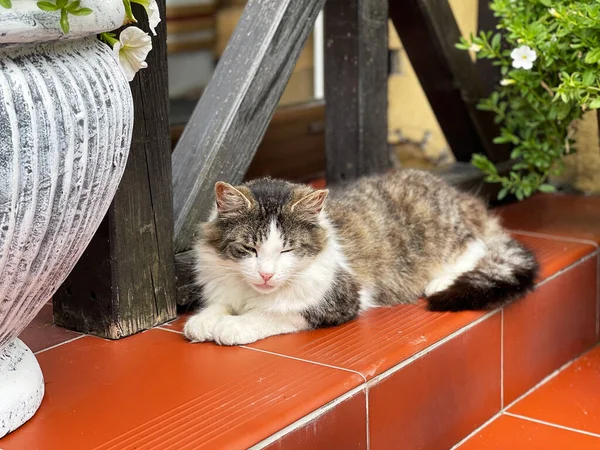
[0,1,133,437]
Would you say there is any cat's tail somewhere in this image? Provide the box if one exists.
[426,232,539,312]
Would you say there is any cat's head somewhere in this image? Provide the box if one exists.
[202,178,330,294]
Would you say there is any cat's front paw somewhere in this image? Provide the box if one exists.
[183,309,226,343]
[212,315,264,346]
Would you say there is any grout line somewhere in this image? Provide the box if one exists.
[156,326,184,335]
[500,309,504,409]
[509,229,599,248]
[365,385,371,450]
[240,345,367,383]
[535,249,600,289]
[248,384,366,449]
[449,411,503,449]
[367,310,499,386]
[504,412,600,439]
[34,334,86,355]
[596,253,600,340]
[502,350,582,412]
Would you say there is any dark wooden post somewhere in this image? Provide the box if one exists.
[324,0,391,184]
[477,0,501,96]
[171,0,326,254]
[53,0,177,339]
[389,0,509,163]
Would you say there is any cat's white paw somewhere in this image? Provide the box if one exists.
[183,309,226,343]
[212,315,264,346]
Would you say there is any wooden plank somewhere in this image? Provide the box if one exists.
[172,0,325,254]
[324,0,391,184]
[476,0,501,96]
[389,0,509,163]
[53,1,177,339]
[245,100,325,182]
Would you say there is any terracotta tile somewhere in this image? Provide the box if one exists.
[503,257,598,405]
[1,329,363,450]
[510,345,600,435]
[369,313,501,450]
[262,390,367,450]
[254,304,487,379]
[457,414,600,449]
[498,194,600,243]
[18,304,81,353]
[308,178,326,189]
[511,233,596,281]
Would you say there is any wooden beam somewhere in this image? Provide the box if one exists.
[171,0,325,254]
[389,0,509,163]
[53,1,176,339]
[324,0,391,183]
[476,0,501,96]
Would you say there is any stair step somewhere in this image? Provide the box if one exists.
[5,193,599,449]
[455,345,600,449]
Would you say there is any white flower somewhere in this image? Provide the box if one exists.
[469,43,482,53]
[132,0,161,36]
[548,7,561,18]
[500,79,516,86]
[511,45,537,70]
[113,26,152,82]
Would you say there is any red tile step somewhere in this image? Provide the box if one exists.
[4,194,600,449]
[456,345,600,449]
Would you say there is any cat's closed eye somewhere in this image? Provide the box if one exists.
[280,249,293,254]
[242,245,257,256]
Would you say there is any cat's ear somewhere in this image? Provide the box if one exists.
[291,189,329,218]
[215,181,252,216]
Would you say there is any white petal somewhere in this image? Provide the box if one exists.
[512,59,523,69]
[115,26,153,81]
[527,49,537,62]
[521,60,533,70]
[147,1,161,36]
[510,48,521,59]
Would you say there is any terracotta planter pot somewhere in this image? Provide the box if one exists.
[0,1,132,436]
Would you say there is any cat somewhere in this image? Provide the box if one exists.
[183,169,538,346]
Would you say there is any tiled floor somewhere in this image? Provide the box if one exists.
[3,193,600,449]
[456,345,600,449]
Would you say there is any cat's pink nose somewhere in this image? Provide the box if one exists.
[260,272,274,282]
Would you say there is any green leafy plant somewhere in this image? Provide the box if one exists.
[457,0,600,200]
[36,0,93,34]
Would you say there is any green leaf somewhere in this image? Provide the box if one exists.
[36,1,60,11]
[493,136,511,144]
[538,184,557,193]
[71,7,92,15]
[497,187,509,200]
[60,8,69,34]
[515,189,524,201]
[584,48,600,64]
[0,0,12,9]
[491,33,501,50]
[589,98,600,109]
[56,0,67,6]
[583,71,595,85]
[65,0,79,12]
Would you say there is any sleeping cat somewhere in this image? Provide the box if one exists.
[183,169,538,346]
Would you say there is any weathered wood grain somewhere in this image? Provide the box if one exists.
[324,0,391,183]
[476,0,502,96]
[389,0,509,163]
[171,0,325,254]
[53,1,177,339]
